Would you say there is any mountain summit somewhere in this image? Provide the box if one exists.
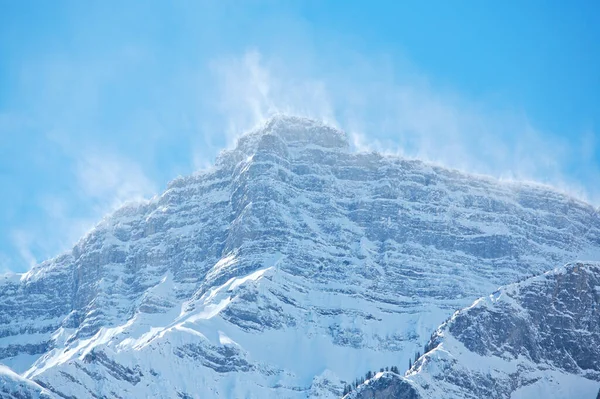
[243,115,349,150]
[1,116,599,398]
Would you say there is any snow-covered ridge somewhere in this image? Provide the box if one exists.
[349,263,600,398]
[399,262,600,399]
[0,116,599,398]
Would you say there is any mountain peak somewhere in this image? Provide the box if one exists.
[237,114,349,154]
[212,114,349,168]
[265,114,347,146]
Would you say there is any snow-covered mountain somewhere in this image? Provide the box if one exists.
[1,115,599,398]
[348,262,600,399]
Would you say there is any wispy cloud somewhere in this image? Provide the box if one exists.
[9,230,38,270]
[74,151,157,212]
[1,48,161,271]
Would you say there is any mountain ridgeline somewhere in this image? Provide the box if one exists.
[346,262,600,398]
[0,116,599,398]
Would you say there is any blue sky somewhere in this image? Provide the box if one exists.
[1,0,599,272]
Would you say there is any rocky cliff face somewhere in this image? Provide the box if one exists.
[0,116,599,398]
[350,262,600,399]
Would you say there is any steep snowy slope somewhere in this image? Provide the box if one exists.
[0,364,54,398]
[0,116,599,398]
[350,262,600,399]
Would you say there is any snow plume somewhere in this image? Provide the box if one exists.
[209,49,336,146]
[207,49,599,205]
[74,150,157,212]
